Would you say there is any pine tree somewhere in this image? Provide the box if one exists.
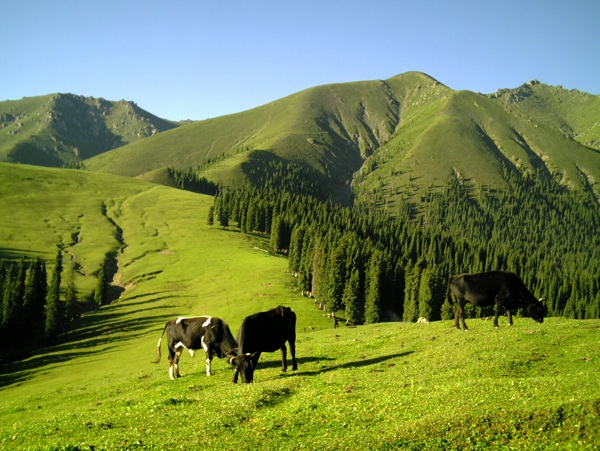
[45,249,63,339]
[94,260,107,306]
[207,205,215,226]
[364,250,383,324]
[65,262,78,322]
[343,268,363,325]
[325,239,346,314]
[403,262,421,322]
[23,257,47,339]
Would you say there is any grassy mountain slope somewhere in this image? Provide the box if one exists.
[85,72,450,203]
[0,94,179,166]
[84,73,600,208]
[0,163,331,328]
[354,82,600,210]
[0,163,598,450]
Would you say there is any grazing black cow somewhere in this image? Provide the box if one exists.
[233,305,298,383]
[447,271,545,330]
[155,316,249,380]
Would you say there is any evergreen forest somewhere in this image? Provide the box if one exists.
[210,161,600,324]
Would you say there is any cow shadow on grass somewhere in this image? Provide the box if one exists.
[255,351,413,377]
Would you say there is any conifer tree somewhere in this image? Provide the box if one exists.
[403,261,421,322]
[207,205,214,226]
[364,250,383,324]
[343,268,363,325]
[65,262,78,322]
[45,249,63,339]
[23,257,47,338]
[327,239,347,315]
[94,260,107,306]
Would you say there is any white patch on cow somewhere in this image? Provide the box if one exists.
[202,317,212,327]
[201,335,209,352]
[176,316,210,324]
[174,341,187,351]
[189,349,195,357]
[206,358,212,376]
[169,365,175,380]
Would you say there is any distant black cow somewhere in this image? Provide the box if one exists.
[233,305,298,383]
[155,316,250,380]
[447,271,545,330]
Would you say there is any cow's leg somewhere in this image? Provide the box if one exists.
[174,350,182,378]
[289,340,298,371]
[232,369,239,383]
[506,309,513,326]
[201,336,212,376]
[280,346,287,372]
[455,298,468,330]
[454,303,461,330]
[204,350,214,376]
[168,347,176,380]
[493,304,501,328]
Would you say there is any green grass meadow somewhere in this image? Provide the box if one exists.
[0,163,598,450]
[1,319,598,450]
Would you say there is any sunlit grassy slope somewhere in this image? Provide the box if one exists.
[0,162,331,326]
[0,317,598,450]
[0,163,598,450]
[0,94,178,166]
[85,73,600,208]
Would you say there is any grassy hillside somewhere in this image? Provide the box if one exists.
[0,163,332,325]
[0,94,179,166]
[83,73,600,209]
[1,317,598,450]
[0,163,598,450]
[85,72,450,203]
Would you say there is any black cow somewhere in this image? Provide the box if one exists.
[233,305,298,383]
[447,271,545,330]
[155,316,250,380]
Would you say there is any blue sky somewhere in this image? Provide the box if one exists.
[2,0,598,120]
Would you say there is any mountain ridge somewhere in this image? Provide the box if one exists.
[2,72,599,207]
[0,93,180,166]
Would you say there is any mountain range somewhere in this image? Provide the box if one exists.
[2,72,599,208]
[0,93,180,167]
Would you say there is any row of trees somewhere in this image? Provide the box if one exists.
[0,249,110,354]
[210,165,600,324]
[169,167,219,195]
[0,251,66,349]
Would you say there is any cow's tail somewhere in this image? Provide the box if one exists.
[154,322,169,364]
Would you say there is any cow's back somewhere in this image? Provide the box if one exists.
[237,307,295,354]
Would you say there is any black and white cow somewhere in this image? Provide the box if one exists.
[233,305,298,383]
[156,316,242,380]
[447,271,545,330]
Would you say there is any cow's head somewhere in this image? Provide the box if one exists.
[528,298,545,323]
[229,353,259,383]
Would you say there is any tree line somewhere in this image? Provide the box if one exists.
[210,164,600,324]
[0,249,111,356]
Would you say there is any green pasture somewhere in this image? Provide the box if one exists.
[0,163,598,449]
[0,318,598,450]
